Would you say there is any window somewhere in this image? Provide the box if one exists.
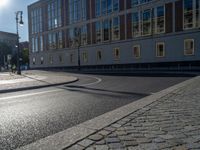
[69,0,87,23]
[142,9,151,35]
[95,0,101,17]
[49,56,53,64]
[184,39,194,55]
[156,42,165,57]
[112,17,120,40]
[35,37,39,52]
[40,35,43,51]
[58,31,63,49]
[97,50,102,61]
[32,37,35,53]
[183,0,200,29]
[82,52,88,63]
[33,57,36,65]
[81,25,87,45]
[131,0,139,7]
[114,48,120,60]
[69,28,75,48]
[40,57,44,64]
[156,6,165,34]
[59,55,63,63]
[113,0,119,12]
[31,8,42,34]
[133,45,141,58]
[103,19,111,41]
[184,0,194,29]
[96,21,102,43]
[48,0,62,30]
[70,53,74,63]
[132,12,140,37]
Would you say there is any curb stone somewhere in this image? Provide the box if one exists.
[0,78,78,94]
[17,76,199,150]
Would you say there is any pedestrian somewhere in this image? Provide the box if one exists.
[12,64,16,73]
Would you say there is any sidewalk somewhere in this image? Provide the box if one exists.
[19,76,200,150]
[0,70,78,93]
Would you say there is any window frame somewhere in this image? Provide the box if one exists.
[133,45,141,58]
[113,48,120,60]
[112,16,120,41]
[184,39,195,55]
[156,42,165,57]
[155,5,166,34]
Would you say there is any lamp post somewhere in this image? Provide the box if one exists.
[75,27,81,71]
[15,11,24,75]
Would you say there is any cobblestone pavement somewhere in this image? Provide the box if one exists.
[67,79,200,150]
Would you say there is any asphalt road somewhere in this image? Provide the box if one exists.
[0,73,190,150]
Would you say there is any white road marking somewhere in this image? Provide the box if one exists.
[0,75,102,104]
[80,75,102,86]
[0,89,62,101]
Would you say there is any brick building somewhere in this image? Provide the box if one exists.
[28,0,200,70]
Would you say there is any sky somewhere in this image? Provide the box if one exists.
[0,0,38,42]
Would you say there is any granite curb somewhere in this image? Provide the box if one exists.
[17,76,199,150]
[0,76,78,94]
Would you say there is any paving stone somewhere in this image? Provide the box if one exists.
[123,140,138,147]
[88,134,104,141]
[78,139,94,147]
[98,130,111,136]
[108,143,125,149]
[67,144,85,150]
[92,145,109,150]
[159,134,174,140]
[95,140,106,145]
[152,138,166,143]
[173,145,188,150]
[136,138,152,144]
[105,137,120,144]
[186,143,200,149]
[104,126,116,132]
[111,123,122,128]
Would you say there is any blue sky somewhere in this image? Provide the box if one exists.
[0,0,38,42]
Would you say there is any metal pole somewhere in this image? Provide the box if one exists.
[16,12,21,75]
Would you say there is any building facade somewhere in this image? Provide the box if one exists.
[28,0,200,70]
[0,31,17,69]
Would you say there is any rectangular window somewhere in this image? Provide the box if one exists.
[58,31,63,49]
[49,56,53,64]
[142,9,151,35]
[82,52,88,63]
[59,55,63,63]
[132,12,140,37]
[70,53,74,63]
[107,0,112,14]
[131,0,139,7]
[184,39,194,55]
[103,19,110,41]
[156,42,165,57]
[33,57,36,65]
[81,25,87,45]
[133,45,141,58]
[40,35,43,51]
[95,0,101,17]
[112,17,120,40]
[40,57,44,65]
[96,21,102,43]
[156,6,165,34]
[113,0,119,12]
[69,28,75,48]
[184,0,194,29]
[101,0,107,15]
[35,37,39,52]
[97,50,102,61]
[114,48,120,60]
[32,37,35,53]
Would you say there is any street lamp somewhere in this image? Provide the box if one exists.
[74,27,81,71]
[15,11,24,75]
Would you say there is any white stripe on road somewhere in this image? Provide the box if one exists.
[0,89,62,101]
[80,76,102,86]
